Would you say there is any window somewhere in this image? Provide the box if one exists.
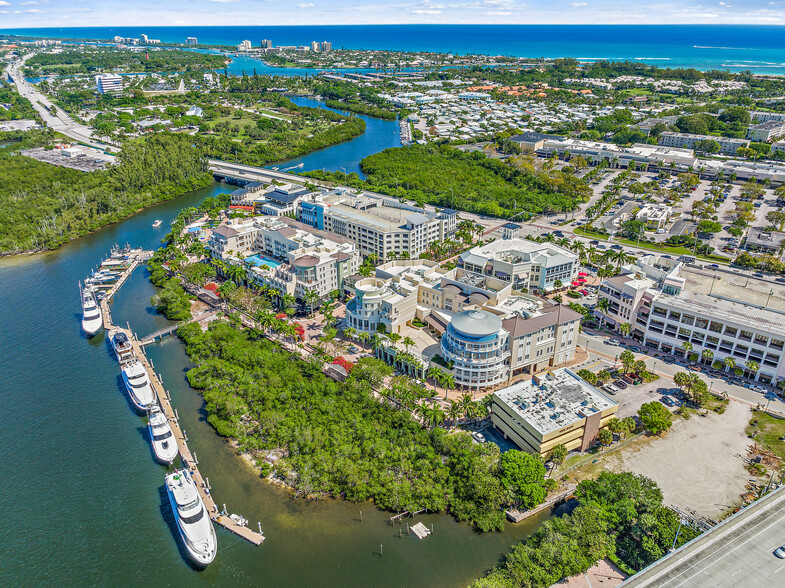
[724,326,738,337]
[709,321,723,333]
[681,314,695,325]
[739,330,753,342]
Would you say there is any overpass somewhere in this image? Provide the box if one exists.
[621,486,785,587]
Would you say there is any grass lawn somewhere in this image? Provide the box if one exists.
[747,409,785,460]
[575,226,611,240]
[616,237,728,263]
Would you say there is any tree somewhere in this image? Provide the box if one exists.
[701,349,714,365]
[766,210,785,231]
[549,444,568,470]
[723,356,736,373]
[596,369,612,385]
[499,450,547,510]
[619,350,635,374]
[596,298,610,327]
[694,139,720,154]
[632,359,647,376]
[697,220,722,234]
[719,106,751,125]
[403,335,415,354]
[618,322,632,337]
[598,429,613,449]
[621,417,636,438]
[638,401,673,435]
[681,341,693,358]
[303,289,320,316]
[745,360,760,378]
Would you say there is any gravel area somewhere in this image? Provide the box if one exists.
[603,401,752,519]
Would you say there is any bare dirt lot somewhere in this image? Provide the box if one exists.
[601,401,752,520]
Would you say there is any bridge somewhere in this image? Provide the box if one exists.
[208,159,329,187]
[138,310,220,346]
[620,486,785,587]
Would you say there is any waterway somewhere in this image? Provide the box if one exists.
[0,123,544,586]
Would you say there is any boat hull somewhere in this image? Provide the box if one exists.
[121,368,155,412]
[81,315,102,335]
[165,472,217,567]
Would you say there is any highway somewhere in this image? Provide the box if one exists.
[622,486,785,587]
[4,52,117,153]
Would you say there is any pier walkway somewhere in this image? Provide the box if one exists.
[97,251,265,548]
[138,310,220,346]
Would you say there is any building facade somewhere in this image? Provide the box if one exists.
[441,310,510,389]
[95,74,123,96]
[658,132,749,155]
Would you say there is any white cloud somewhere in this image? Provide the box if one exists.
[296,2,314,6]
[14,8,43,12]
[0,1,10,6]
[486,10,512,14]
[570,2,588,5]
[412,8,442,13]
[0,10,7,14]
[208,0,238,3]
[718,1,733,6]
[21,1,39,5]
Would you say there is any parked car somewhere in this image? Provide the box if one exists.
[348,346,360,354]
[472,431,486,443]
[607,339,621,346]
[579,289,589,296]
[603,385,618,395]
[613,379,628,390]
[611,244,623,250]
[662,356,675,364]
[660,396,677,407]
[774,544,785,559]
[627,345,642,353]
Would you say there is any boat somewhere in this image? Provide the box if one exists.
[89,270,120,283]
[80,283,103,335]
[165,469,217,567]
[147,404,178,464]
[152,220,162,228]
[108,327,134,363]
[121,360,156,412]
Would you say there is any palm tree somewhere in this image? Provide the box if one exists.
[427,366,445,397]
[403,335,415,354]
[723,356,736,373]
[745,360,760,379]
[596,298,610,327]
[358,331,370,351]
[303,289,319,316]
[447,400,462,426]
[344,326,356,342]
[617,323,632,337]
[388,332,402,349]
[681,341,693,359]
[370,333,383,356]
[701,349,714,365]
[441,371,455,400]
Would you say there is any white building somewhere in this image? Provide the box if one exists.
[459,238,579,292]
[237,40,252,51]
[636,203,672,229]
[751,111,785,124]
[298,189,457,260]
[658,132,749,155]
[441,310,510,389]
[185,37,198,46]
[95,74,122,96]
[747,121,785,142]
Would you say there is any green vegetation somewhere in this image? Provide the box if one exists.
[175,319,551,531]
[324,99,398,120]
[0,81,37,121]
[24,47,225,75]
[473,472,699,587]
[0,132,212,254]
[747,410,785,460]
[638,401,673,435]
[151,278,193,320]
[305,144,590,218]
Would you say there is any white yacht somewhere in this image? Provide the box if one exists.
[165,469,217,567]
[121,361,156,412]
[148,404,178,464]
[80,284,102,335]
[152,220,162,228]
[109,328,134,363]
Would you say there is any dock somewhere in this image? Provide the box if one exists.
[96,248,265,547]
[138,310,220,346]
[505,485,576,523]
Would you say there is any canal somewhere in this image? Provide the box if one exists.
[0,103,543,587]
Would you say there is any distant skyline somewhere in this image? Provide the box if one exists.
[1,0,785,27]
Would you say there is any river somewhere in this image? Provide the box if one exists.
[0,103,545,587]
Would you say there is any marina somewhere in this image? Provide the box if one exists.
[90,244,265,558]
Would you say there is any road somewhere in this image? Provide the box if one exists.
[622,486,785,587]
[4,52,116,152]
[576,332,785,414]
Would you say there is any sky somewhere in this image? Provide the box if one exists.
[1,0,785,26]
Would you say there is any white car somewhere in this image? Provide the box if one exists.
[607,339,621,346]
[775,544,785,559]
[471,431,486,443]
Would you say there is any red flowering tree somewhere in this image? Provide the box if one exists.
[332,356,355,373]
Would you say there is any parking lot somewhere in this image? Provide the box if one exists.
[21,146,113,171]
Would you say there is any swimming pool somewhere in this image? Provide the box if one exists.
[245,254,282,269]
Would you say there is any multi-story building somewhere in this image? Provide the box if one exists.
[185,37,198,45]
[636,203,672,229]
[658,132,749,155]
[442,310,510,389]
[491,368,618,456]
[206,218,258,259]
[320,41,332,52]
[598,259,785,385]
[95,74,123,96]
[537,138,698,171]
[310,41,321,52]
[747,121,785,142]
[260,39,272,49]
[237,40,252,51]
[298,189,457,260]
[751,111,785,124]
[773,141,785,155]
[458,238,579,293]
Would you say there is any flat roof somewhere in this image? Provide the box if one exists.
[493,368,617,436]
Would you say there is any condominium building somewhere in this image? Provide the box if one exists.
[459,238,579,293]
[537,138,698,171]
[95,74,123,96]
[311,41,321,52]
[260,39,272,49]
[298,189,457,260]
[185,37,198,45]
[773,141,785,154]
[207,218,258,259]
[491,368,618,456]
[237,40,252,51]
[751,111,785,124]
[320,41,332,52]
[658,132,749,155]
[747,121,785,142]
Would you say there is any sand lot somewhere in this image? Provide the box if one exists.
[553,559,626,588]
[602,401,752,520]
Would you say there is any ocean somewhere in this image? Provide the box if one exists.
[3,24,785,74]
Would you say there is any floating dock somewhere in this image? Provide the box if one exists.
[97,249,265,547]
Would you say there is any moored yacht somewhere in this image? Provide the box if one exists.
[109,328,134,363]
[165,469,217,567]
[80,283,103,335]
[121,361,156,412]
[152,220,162,228]
[148,404,178,464]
